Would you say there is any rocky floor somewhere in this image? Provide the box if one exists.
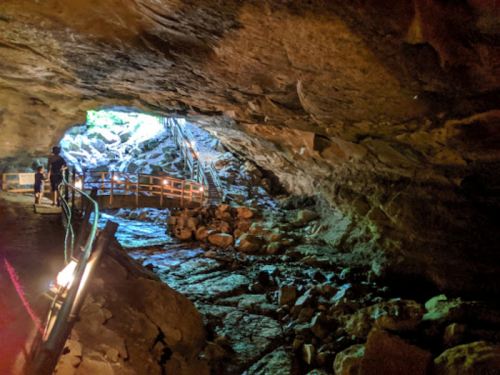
[103,200,500,375]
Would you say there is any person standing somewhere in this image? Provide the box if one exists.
[34,166,47,204]
[47,146,67,206]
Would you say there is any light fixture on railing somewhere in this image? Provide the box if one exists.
[56,260,78,288]
[191,141,196,148]
[199,186,204,192]
[163,180,169,185]
[75,180,83,189]
[113,175,119,181]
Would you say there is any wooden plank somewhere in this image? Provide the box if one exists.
[136,174,139,206]
[110,171,114,206]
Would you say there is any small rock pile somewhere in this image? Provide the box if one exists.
[166,204,319,257]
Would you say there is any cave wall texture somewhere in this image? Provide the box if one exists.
[1,0,500,294]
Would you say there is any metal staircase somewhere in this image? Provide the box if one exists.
[163,118,225,205]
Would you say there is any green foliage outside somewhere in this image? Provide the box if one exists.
[86,110,161,130]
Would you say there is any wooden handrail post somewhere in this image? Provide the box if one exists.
[110,171,114,206]
[1,174,5,191]
[100,172,104,194]
[181,182,184,208]
[136,173,140,207]
[81,172,86,212]
[160,181,164,207]
[126,175,130,195]
[149,176,152,195]
[64,169,69,202]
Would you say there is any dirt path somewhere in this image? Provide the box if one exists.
[0,192,66,375]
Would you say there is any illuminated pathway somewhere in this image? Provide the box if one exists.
[0,192,65,375]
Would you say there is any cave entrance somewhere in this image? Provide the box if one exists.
[60,109,185,178]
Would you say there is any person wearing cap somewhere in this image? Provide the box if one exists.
[47,146,67,206]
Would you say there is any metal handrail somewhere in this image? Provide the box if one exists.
[27,173,102,375]
[168,118,225,203]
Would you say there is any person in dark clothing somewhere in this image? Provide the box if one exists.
[34,166,47,204]
[47,146,67,206]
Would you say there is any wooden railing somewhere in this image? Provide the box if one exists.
[27,178,118,375]
[1,173,51,193]
[79,171,205,207]
[1,171,206,207]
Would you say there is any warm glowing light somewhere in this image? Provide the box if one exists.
[75,180,83,189]
[199,187,204,192]
[113,175,119,181]
[56,260,78,288]
[191,141,196,148]
[163,180,168,185]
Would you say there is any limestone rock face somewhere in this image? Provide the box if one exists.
[434,341,500,375]
[1,0,500,293]
[56,239,208,375]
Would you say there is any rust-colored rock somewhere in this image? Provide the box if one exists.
[360,330,432,375]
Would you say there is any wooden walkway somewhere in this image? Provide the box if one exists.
[1,171,206,209]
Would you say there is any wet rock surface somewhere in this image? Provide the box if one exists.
[107,195,500,375]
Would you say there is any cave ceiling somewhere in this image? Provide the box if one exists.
[1,0,499,159]
[2,0,500,291]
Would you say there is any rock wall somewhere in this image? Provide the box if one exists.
[56,238,209,375]
[1,0,500,293]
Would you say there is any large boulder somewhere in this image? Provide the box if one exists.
[174,227,193,241]
[208,233,234,248]
[237,206,256,219]
[434,341,500,375]
[360,330,432,375]
[345,300,424,339]
[196,226,209,242]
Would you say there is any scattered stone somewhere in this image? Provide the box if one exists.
[443,323,467,349]
[424,295,465,323]
[196,226,209,241]
[208,233,234,248]
[205,250,217,259]
[204,341,227,361]
[302,344,316,365]
[246,346,299,375]
[333,344,365,375]
[237,206,256,219]
[310,312,329,340]
[174,227,192,241]
[236,233,263,253]
[267,242,282,254]
[279,285,298,307]
[345,300,424,339]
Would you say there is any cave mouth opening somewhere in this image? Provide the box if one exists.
[59,108,213,183]
[59,109,189,179]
